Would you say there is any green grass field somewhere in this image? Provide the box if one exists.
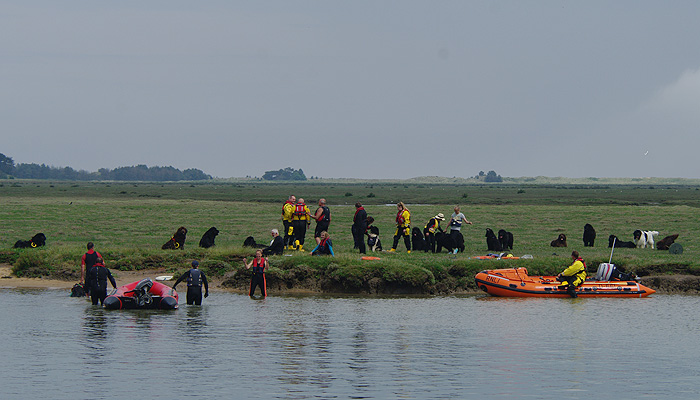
[2,180,699,292]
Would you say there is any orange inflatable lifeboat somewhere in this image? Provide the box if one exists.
[475,267,655,298]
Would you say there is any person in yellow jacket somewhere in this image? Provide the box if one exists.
[282,195,296,249]
[390,202,411,253]
[292,198,312,251]
[556,250,587,298]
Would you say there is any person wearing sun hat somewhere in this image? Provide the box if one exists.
[423,213,445,253]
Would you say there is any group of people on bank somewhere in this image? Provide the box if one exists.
[279,194,477,255]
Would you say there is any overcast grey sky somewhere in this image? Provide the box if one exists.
[2,1,699,179]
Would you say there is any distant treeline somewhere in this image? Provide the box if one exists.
[262,167,307,181]
[0,153,211,181]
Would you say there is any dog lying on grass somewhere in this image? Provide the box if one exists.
[550,233,567,247]
[608,235,636,248]
[14,233,46,248]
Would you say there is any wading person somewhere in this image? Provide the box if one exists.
[352,202,367,254]
[80,242,102,296]
[244,249,267,297]
[311,231,334,256]
[173,260,209,305]
[423,213,445,253]
[557,251,587,298]
[282,195,296,249]
[292,198,311,251]
[262,228,285,256]
[313,198,331,246]
[390,202,411,253]
[86,257,117,306]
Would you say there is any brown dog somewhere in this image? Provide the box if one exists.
[550,233,567,247]
[656,234,679,250]
[162,227,187,250]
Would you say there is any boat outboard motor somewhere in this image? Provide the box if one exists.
[133,278,154,307]
[595,263,637,281]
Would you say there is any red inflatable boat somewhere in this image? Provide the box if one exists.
[104,278,179,310]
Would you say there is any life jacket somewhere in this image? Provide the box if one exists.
[252,258,266,274]
[425,218,439,233]
[316,206,331,222]
[293,203,308,219]
[187,268,202,287]
[84,251,98,269]
[396,209,410,227]
[450,214,463,228]
[282,201,295,221]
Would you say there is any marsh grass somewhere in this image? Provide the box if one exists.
[1,180,699,290]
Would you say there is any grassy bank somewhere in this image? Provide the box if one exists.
[1,180,699,294]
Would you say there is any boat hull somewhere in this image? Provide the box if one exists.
[104,279,179,310]
[475,268,655,298]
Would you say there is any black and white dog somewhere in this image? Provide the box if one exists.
[583,224,596,247]
[367,225,382,252]
[608,235,636,248]
[633,230,659,249]
[498,229,514,251]
[485,228,502,251]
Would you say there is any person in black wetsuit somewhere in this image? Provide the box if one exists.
[244,249,267,297]
[173,260,209,305]
[86,257,117,306]
[80,242,102,296]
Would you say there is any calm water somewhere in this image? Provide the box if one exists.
[1,289,699,399]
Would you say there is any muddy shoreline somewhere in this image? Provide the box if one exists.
[2,264,698,295]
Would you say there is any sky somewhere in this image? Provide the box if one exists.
[2,1,700,179]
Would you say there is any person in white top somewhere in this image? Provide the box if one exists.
[447,206,472,244]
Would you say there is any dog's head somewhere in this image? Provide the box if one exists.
[498,229,507,239]
[485,228,495,238]
[205,227,219,236]
[584,224,594,232]
[608,235,617,247]
[633,230,643,240]
[558,234,567,242]
[412,227,422,237]
[31,233,46,247]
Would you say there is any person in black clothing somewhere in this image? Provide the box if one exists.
[86,257,117,306]
[352,202,367,254]
[313,198,331,246]
[173,260,209,305]
[262,229,285,256]
[80,242,102,296]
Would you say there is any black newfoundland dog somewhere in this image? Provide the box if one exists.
[411,227,427,252]
[498,229,514,251]
[583,224,596,247]
[199,227,219,248]
[608,235,636,248]
[243,236,264,248]
[162,227,187,250]
[485,228,502,251]
[550,233,567,247]
[436,231,465,253]
[14,233,47,248]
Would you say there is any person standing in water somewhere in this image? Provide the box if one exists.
[244,249,268,297]
[173,260,209,305]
